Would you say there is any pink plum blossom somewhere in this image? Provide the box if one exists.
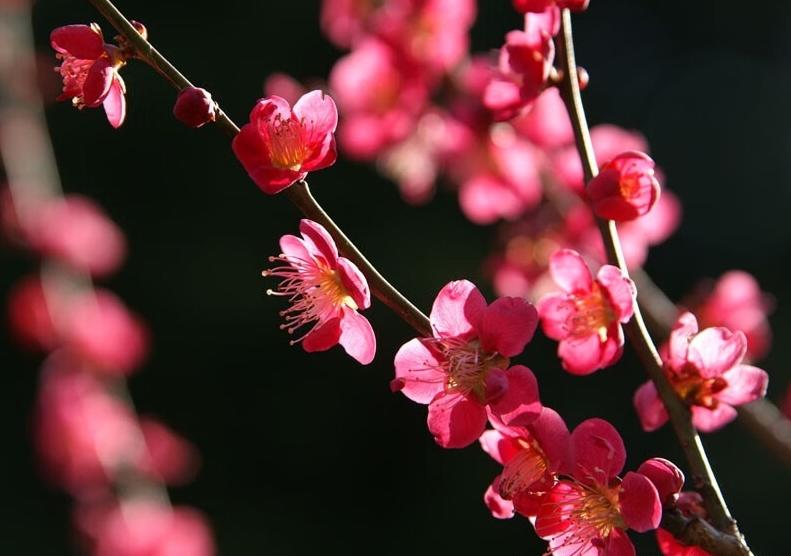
[263,219,375,365]
[634,311,769,432]
[479,406,571,519]
[684,270,774,362]
[587,150,661,222]
[50,23,127,128]
[536,248,636,374]
[392,279,542,448]
[534,418,664,556]
[232,90,338,193]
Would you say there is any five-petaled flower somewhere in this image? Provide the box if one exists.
[263,219,375,365]
[633,311,769,432]
[587,150,661,222]
[232,90,338,194]
[534,418,665,556]
[536,248,635,375]
[391,279,543,449]
[50,23,128,128]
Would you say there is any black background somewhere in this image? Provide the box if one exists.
[3,1,791,555]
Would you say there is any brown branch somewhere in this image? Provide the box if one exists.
[555,8,752,556]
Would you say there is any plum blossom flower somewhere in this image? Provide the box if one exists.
[51,23,128,128]
[534,418,664,556]
[232,90,338,194]
[536,248,635,375]
[633,311,769,432]
[391,279,542,448]
[263,219,375,365]
[587,150,661,222]
[479,406,571,519]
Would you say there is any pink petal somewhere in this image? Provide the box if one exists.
[596,265,635,321]
[691,404,738,432]
[619,471,661,532]
[484,480,515,519]
[536,293,574,340]
[488,365,542,427]
[529,407,571,472]
[478,430,519,466]
[293,90,339,145]
[301,317,342,352]
[717,365,769,405]
[636,457,684,506]
[427,392,488,448]
[298,219,338,265]
[50,24,105,59]
[102,76,126,128]
[279,233,311,262]
[633,380,668,432]
[82,57,114,107]
[338,306,376,365]
[478,296,538,356]
[430,280,485,339]
[337,257,371,310]
[558,333,607,375]
[393,338,445,403]
[687,327,747,378]
[666,312,699,368]
[570,418,625,483]
[549,248,592,293]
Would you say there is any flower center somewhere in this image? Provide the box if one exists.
[569,283,615,341]
[669,362,728,409]
[263,254,355,344]
[436,337,509,404]
[263,114,307,171]
[499,438,550,499]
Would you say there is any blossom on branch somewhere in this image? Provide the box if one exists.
[391,279,542,448]
[536,248,635,374]
[534,418,665,556]
[50,23,128,128]
[634,311,769,432]
[263,219,375,365]
[232,90,338,194]
[586,150,661,222]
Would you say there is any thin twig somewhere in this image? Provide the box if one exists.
[555,8,752,556]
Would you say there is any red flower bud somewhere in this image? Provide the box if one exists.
[173,87,216,128]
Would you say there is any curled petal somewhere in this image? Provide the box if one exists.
[338,305,376,364]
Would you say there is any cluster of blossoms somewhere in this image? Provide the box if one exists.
[35,0,783,555]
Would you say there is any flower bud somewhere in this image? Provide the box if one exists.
[173,87,216,128]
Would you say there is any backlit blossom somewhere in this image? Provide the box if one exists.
[51,23,127,128]
[633,311,769,432]
[232,90,338,194]
[263,219,375,365]
[587,150,661,221]
[479,406,571,519]
[536,248,635,374]
[534,418,663,556]
[391,279,542,448]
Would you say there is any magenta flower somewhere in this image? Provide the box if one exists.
[50,23,127,128]
[232,90,338,194]
[633,311,769,432]
[587,150,661,222]
[263,219,375,365]
[391,279,542,448]
[534,418,663,556]
[536,249,635,375]
[479,406,571,519]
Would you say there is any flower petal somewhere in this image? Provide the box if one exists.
[338,305,376,365]
[549,248,592,293]
[51,24,105,59]
[620,471,661,532]
[717,365,769,405]
[427,391,488,448]
[393,338,445,403]
[430,280,485,339]
[102,76,126,128]
[478,296,538,357]
[488,365,542,427]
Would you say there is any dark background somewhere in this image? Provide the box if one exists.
[3,1,791,555]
